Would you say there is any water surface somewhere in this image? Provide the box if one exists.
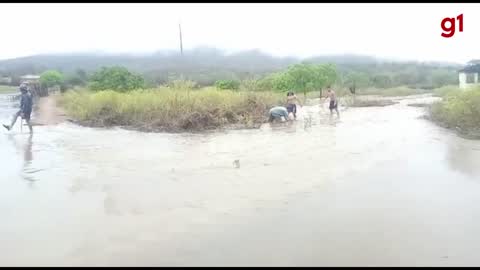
[1,94,479,266]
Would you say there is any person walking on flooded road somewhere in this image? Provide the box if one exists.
[326,86,340,118]
[3,84,33,133]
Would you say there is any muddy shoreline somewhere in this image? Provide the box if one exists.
[422,114,480,140]
[417,104,480,140]
[66,118,268,134]
[59,96,401,133]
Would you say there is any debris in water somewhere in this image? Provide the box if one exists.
[407,103,429,108]
[233,159,240,168]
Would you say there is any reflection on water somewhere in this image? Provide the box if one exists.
[446,136,480,178]
[7,133,35,182]
[1,94,480,266]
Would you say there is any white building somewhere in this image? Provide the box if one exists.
[20,75,41,83]
[458,60,480,89]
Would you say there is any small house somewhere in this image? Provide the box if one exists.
[20,75,41,84]
[458,60,480,89]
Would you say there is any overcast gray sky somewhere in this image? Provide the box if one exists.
[0,3,478,63]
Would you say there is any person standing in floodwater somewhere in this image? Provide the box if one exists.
[326,86,340,118]
[286,91,302,120]
[3,84,33,133]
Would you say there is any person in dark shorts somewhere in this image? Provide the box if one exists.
[3,84,33,133]
[326,86,339,118]
[286,91,302,120]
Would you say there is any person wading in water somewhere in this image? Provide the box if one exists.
[326,86,339,118]
[3,84,33,133]
[286,91,302,120]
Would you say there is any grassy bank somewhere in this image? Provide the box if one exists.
[0,85,16,93]
[432,85,458,97]
[357,86,430,97]
[60,87,284,132]
[305,86,429,101]
[429,86,480,138]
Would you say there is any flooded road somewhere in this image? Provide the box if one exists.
[1,94,480,266]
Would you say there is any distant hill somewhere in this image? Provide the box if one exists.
[0,48,463,88]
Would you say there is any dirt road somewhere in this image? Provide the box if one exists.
[32,94,67,126]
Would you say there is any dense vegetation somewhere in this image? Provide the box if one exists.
[59,62,337,131]
[429,86,480,137]
[89,66,145,92]
[61,87,283,132]
[40,70,64,89]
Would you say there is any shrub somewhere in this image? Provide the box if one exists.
[89,66,145,92]
[432,85,458,97]
[430,87,480,134]
[61,87,283,132]
[215,79,240,90]
[40,70,64,88]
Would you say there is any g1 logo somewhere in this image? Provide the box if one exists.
[441,14,463,38]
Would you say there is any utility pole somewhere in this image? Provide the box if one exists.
[179,22,183,56]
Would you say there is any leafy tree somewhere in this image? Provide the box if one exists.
[40,70,64,88]
[270,63,337,100]
[89,66,145,92]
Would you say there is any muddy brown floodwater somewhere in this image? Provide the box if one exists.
[1,94,480,266]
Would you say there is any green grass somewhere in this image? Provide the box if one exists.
[60,87,284,132]
[432,85,459,97]
[0,85,16,93]
[429,86,480,136]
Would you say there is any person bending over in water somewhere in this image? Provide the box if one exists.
[286,91,302,120]
[326,86,339,118]
[268,106,294,123]
[3,84,33,133]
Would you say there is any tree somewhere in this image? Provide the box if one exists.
[271,63,338,101]
[314,63,337,98]
[40,70,64,88]
[89,66,145,92]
